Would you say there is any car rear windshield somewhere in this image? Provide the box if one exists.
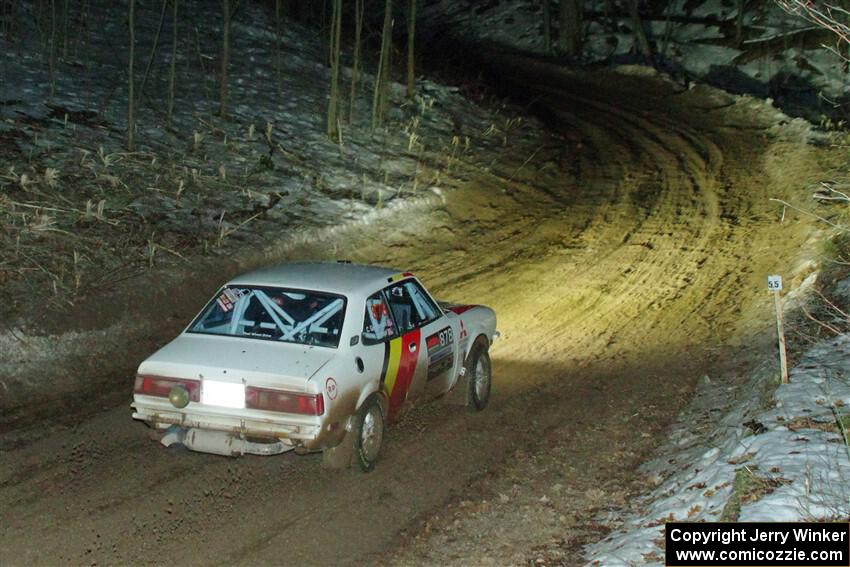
[188,286,346,348]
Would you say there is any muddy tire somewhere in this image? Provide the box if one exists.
[354,396,384,472]
[466,339,491,411]
[321,421,356,470]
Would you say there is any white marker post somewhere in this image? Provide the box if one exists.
[768,275,789,384]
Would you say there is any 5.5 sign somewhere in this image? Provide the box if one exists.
[767,274,789,384]
[767,275,783,292]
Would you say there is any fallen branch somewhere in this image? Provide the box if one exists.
[814,289,850,322]
[812,182,850,203]
[770,198,849,231]
[801,304,843,336]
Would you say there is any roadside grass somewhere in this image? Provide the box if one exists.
[720,466,792,522]
[832,408,850,449]
[785,220,850,356]
[0,99,537,326]
[0,129,247,316]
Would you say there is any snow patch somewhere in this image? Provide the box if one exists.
[586,334,850,565]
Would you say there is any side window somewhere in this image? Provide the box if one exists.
[362,292,396,344]
[385,280,441,332]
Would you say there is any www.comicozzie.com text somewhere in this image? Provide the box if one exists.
[669,526,847,546]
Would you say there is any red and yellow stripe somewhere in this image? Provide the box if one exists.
[380,329,420,421]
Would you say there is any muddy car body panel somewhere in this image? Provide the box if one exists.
[131,262,498,463]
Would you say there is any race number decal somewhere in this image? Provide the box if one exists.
[426,327,455,381]
[216,288,243,312]
[325,377,338,400]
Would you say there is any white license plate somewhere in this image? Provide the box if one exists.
[202,380,245,409]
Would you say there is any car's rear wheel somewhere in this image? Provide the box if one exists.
[354,396,384,472]
[467,339,491,411]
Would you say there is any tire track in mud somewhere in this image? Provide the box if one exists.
[0,66,831,566]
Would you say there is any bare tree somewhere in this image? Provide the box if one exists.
[128,0,136,150]
[275,0,283,96]
[137,0,169,108]
[349,0,364,121]
[167,0,179,126]
[322,0,330,65]
[78,0,92,54]
[603,0,616,32]
[371,0,393,130]
[61,0,68,60]
[735,0,746,48]
[406,0,417,99]
[626,0,652,58]
[327,0,342,139]
[220,0,232,117]
[297,0,310,23]
[0,1,10,39]
[776,0,850,61]
[558,0,582,56]
[49,0,56,100]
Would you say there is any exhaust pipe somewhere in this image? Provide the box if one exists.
[160,426,292,456]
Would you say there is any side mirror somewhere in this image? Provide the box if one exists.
[361,333,383,346]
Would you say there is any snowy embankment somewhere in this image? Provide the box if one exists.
[586,282,850,565]
[422,0,848,119]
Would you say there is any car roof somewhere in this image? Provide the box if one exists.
[226,262,407,296]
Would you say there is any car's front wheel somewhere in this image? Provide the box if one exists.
[354,396,384,472]
[466,339,491,411]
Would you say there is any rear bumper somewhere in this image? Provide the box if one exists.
[132,396,331,449]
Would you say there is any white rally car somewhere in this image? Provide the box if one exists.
[132,262,498,471]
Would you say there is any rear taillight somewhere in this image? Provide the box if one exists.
[134,375,200,401]
[245,387,324,416]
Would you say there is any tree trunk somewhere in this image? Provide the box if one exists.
[327,0,341,139]
[275,0,283,96]
[128,0,136,151]
[322,0,329,66]
[35,0,44,44]
[542,0,551,54]
[349,0,363,122]
[219,0,231,118]
[371,0,393,131]
[627,0,652,59]
[79,0,91,54]
[735,0,745,48]
[604,0,615,32]
[406,0,416,99]
[298,0,309,23]
[49,0,56,100]
[137,0,168,108]
[558,0,582,56]
[61,0,68,60]
[576,0,583,48]
[1,1,8,39]
[167,0,178,126]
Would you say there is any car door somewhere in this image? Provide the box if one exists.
[360,289,419,422]
[383,279,455,403]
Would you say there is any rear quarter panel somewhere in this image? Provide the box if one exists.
[440,303,497,361]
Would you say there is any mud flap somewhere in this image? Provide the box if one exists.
[321,417,356,469]
[443,367,470,406]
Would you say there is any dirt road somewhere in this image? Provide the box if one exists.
[0,63,832,566]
